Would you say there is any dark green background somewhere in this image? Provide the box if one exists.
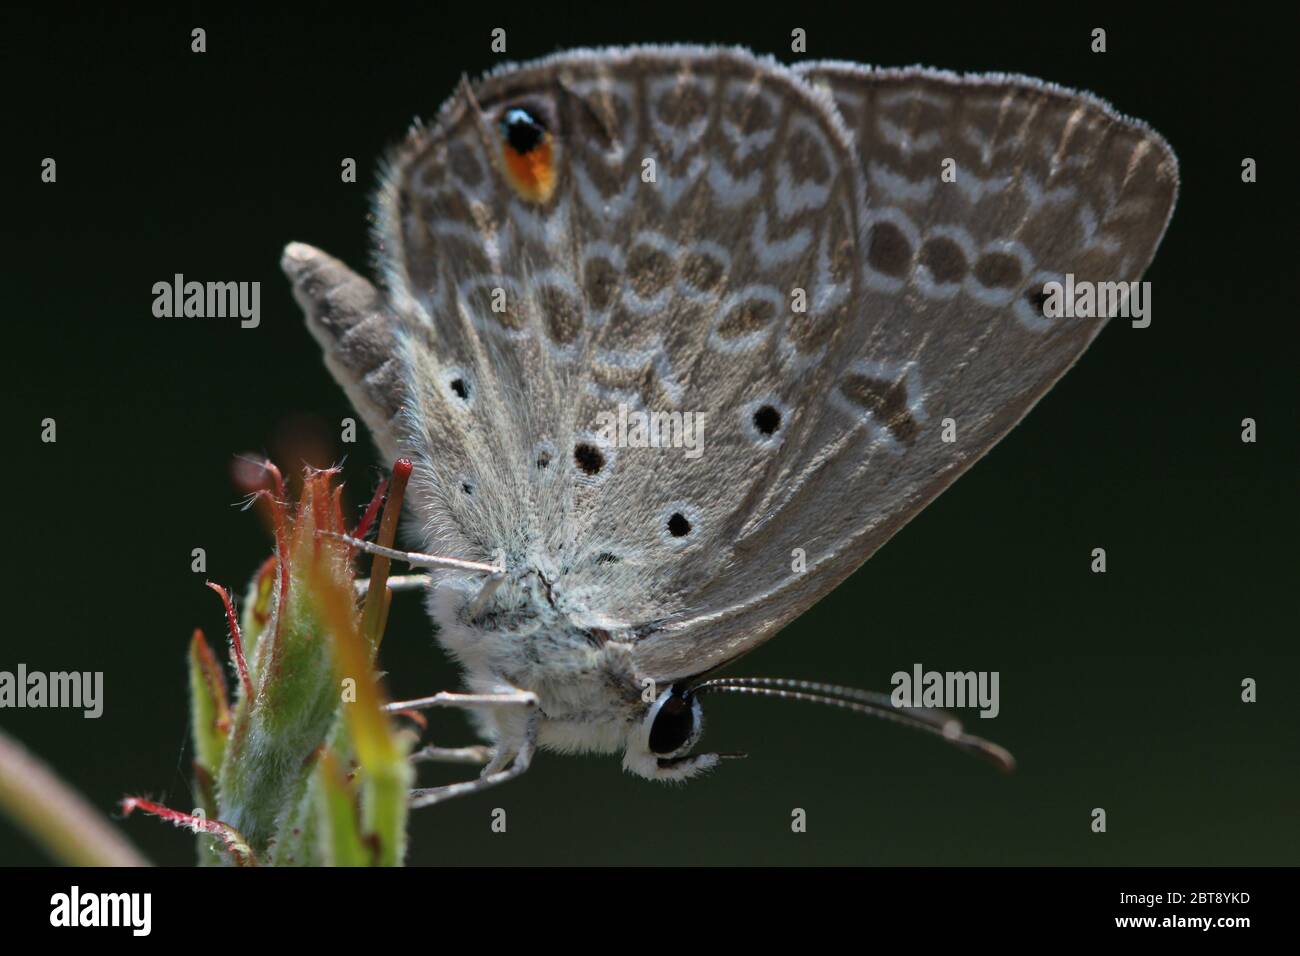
[4,5,1296,866]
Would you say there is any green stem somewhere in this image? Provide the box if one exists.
[0,727,150,867]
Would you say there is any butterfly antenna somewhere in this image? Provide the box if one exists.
[692,676,1015,773]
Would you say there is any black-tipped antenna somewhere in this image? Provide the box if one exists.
[691,676,1015,774]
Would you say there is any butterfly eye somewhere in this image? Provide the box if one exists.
[498,106,556,203]
[646,685,702,757]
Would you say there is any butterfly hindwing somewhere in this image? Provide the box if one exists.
[635,63,1178,680]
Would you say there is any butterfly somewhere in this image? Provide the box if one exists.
[281,45,1178,806]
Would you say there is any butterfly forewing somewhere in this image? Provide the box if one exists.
[377,47,870,627]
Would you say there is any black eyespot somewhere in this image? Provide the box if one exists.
[753,404,781,435]
[501,107,546,155]
[461,481,474,495]
[450,378,469,400]
[574,442,605,476]
[1028,288,1051,314]
[667,512,691,537]
[648,688,697,755]
[536,451,551,469]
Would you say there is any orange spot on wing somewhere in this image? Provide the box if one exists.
[502,137,556,203]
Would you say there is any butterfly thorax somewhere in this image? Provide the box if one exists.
[424,559,648,755]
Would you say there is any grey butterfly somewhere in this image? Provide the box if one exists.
[281,45,1178,805]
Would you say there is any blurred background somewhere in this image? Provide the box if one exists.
[3,4,1296,865]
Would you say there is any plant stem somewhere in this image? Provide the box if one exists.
[0,727,150,867]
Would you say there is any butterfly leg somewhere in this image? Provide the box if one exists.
[337,534,505,618]
[410,743,493,765]
[327,531,503,576]
[353,573,430,595]
[408,711,538,809]
[382,690,539,714]
[384,689,540,808]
